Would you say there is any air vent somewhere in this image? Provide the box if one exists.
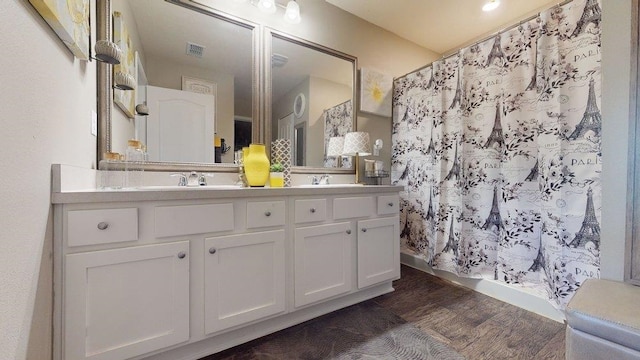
[186,42,205,58]
[272,53,289,68]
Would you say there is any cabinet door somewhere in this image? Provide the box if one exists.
[65,241,189,360]
[294,222,353,307]
[204,230,286,335]
[357,216,400,289]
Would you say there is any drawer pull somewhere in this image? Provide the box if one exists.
[310,208,316,213]
[209,247,217,255]
[177,251,187,259]
[388,202,394,207]
[97,222,109,230]
[264,211,272,217]
[346,229,351,235]
[361,228,367,233]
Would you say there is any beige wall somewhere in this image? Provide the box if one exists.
[308,77,352,166]
[0,1,633,360]
[1,1,98,359]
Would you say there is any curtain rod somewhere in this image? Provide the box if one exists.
[396,0,574,81]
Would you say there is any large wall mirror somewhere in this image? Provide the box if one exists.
[266,30,357,172]
[99,0,259,171]
[97,0,357,174]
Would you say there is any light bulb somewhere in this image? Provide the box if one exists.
[257,0,277,14]
[482,0,500,12]
[284,0,301,24]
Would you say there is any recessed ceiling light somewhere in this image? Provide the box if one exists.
[482,0,500,12]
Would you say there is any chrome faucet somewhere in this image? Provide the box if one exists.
[171,173,188,186]
[311,174,331,185]
[171,172,213,186]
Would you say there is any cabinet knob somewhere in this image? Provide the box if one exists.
[97,222,109,230]
[388,202,394,207]
[177,251,187,259]
[346,229,351,235]
[361,228,367,233]
[264,211,272,217]
[209,247,217,255]
[310,208,316,213]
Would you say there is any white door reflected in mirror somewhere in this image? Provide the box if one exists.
[146,86,215,163]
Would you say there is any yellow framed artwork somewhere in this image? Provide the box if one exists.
[113,11,136,118]
[360,68,393,117]
[29,0,90,60]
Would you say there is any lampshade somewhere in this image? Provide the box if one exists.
[257,0,277,14]
[343,132,371,156]
[284,0,301,24]
[326,136,345,157]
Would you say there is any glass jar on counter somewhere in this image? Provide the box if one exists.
[99,152,124,190]
[124,139,145,188]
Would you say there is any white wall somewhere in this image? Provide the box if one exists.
[1,1,97,359]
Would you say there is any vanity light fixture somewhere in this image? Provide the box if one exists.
[482,0,500,12]
[284,0,301,24]
[343,132,371,184]
[241,0,302,24]
[257,0,277,14]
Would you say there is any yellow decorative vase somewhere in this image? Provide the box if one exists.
[244,144,270,187]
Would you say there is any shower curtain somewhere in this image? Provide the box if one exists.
[392,0,601,308]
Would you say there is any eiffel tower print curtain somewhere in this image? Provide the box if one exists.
[392,0,601,308]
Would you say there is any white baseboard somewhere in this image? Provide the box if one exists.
[401,252,565,323]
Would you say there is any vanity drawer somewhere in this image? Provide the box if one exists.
[67,208,138,247]
[155,203,234,238]
[295,199,327,224]
[377,195,399,215]
[247,201,286,229]
[333,197,374,220]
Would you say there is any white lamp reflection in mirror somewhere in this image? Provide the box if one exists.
[284,0,301,24]
[326,136,345,168]
[343,132,371,184]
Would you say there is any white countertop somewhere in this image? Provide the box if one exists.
[52,185,405,204]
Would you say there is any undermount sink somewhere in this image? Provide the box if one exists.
[294,184,365,188]
[134,185,243,190]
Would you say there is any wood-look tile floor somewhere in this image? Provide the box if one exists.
[373,265,566,360]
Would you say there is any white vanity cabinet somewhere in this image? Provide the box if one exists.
[204,200,286,335]
[52,184,402,360]
[292,194,400,307]
[59,207,190,360]
[64,241,190,360]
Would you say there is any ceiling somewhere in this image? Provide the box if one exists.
[325,0,559,54]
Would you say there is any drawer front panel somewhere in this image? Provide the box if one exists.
[246,201,286,229]
[295,199,327,224]
[155,203,234,238]
[67,208,138,247]
[377,195,399,215]
[333,197,374,220]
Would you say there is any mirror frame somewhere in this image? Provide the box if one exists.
[265,28,358,174]
[97,0,262,172]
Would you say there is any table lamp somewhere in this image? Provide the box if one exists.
[326,136,345,168]
[343,132,371,184]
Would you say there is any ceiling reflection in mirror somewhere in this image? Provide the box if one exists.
[269,32,356,169]
[109,0,256,165]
